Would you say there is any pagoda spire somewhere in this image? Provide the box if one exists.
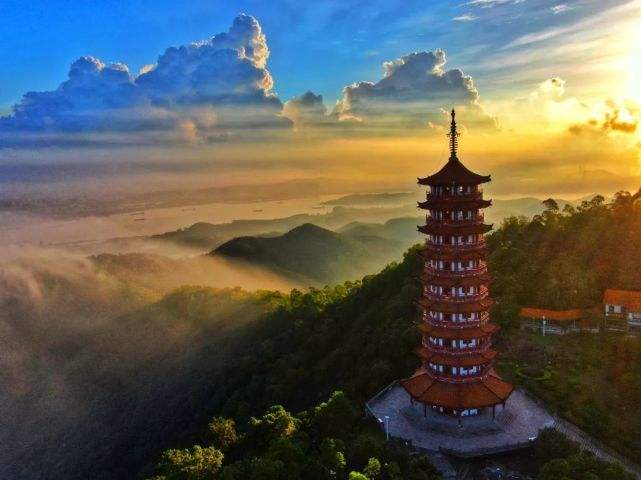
[447,108,459,159]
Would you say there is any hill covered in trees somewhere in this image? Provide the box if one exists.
[213,223,412,285]
[142,189,641,479]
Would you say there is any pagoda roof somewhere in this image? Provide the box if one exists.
[401,368,514,409]
[519,307,583,322]
[418,223,493,236]
[417,296,494,313]
[418,322,498,339]
[418,198,492,210]
[416,347,497,366]
[603,289,641,309]
[418,158,491,187]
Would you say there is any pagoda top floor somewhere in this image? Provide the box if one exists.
[418,109,491,187]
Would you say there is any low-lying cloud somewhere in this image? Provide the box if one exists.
[0,247,294,479]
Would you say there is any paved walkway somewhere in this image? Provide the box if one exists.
[367,382,641,479]
[367,382,554,456]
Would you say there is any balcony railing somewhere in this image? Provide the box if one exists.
[422,341,493,355]
[425,189,483,202]
[423,264,488,277]
[423,312,490,328]
[423,287,489,303]
[424,239,487,252]
[424,214,484,227]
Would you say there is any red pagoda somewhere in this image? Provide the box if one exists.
[401,109,513,419]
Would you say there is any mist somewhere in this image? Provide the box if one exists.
[0,247,293,479]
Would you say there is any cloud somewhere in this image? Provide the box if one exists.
[550,4,575,15]
[453,14,477,21]
[282,91,330,128]
[569,100,640,136]
[465,0,523,7]
[334,49,496,131]
[0,14,290,147]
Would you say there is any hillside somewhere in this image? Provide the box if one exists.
[142,189,641,479]
[151,194,602,254]
[213,223,407,285]
[153,206,417,251]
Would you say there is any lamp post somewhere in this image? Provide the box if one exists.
[378,415,390,440]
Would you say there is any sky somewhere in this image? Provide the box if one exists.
[1,0,641,198]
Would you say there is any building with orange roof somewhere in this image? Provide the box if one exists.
[518,307,584,335]
[604,289,641,329]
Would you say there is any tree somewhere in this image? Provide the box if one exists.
[308,391,360,440]
[363,457,381,479]
[153,445,223,480]
[348,472,368,480]
[208,417,238,450]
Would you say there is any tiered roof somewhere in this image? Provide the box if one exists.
[401,368,514,409]
[418,322,498,340]
[416,347,497,366]
[418,158,491,186]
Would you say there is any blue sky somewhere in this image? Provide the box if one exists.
[0,0,628,113]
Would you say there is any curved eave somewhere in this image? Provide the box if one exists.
[418,199,492,210]
[401,369,514,409]
[417,158,492,186]
[418,322,499,339]
[416,347,497,366]
[418,224,493,235]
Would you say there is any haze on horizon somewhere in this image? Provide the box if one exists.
[1,0,641,202]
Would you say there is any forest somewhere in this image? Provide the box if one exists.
[138,188,641,479]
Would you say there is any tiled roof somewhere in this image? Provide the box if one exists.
[416,347,497,366]
[519,307,583,322]
[418,158,491,186]
[418,322,498,339]
[604,289,641,310]
[401,368,513,409]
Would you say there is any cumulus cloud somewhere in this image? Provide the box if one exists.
[282,91,330,128]
[334,50,496,130]
[0,14,289,147]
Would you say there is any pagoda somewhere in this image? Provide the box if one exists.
[401,109,514,419]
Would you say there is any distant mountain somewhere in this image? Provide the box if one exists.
[339,216,421,243]
[154,205,416,251]
[322,192,415,206]
[213,223,407,285]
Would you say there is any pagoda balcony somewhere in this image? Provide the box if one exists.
[423,264,488,278]
[423,288,489,304]
[423,312,491,328]
[422,341,493,355]
[424,214,484,227]
[422,239,487,252]
[424,190,483,202]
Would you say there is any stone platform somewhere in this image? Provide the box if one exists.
[366,381,554,457]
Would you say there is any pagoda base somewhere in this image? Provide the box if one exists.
[366,381,555,457]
